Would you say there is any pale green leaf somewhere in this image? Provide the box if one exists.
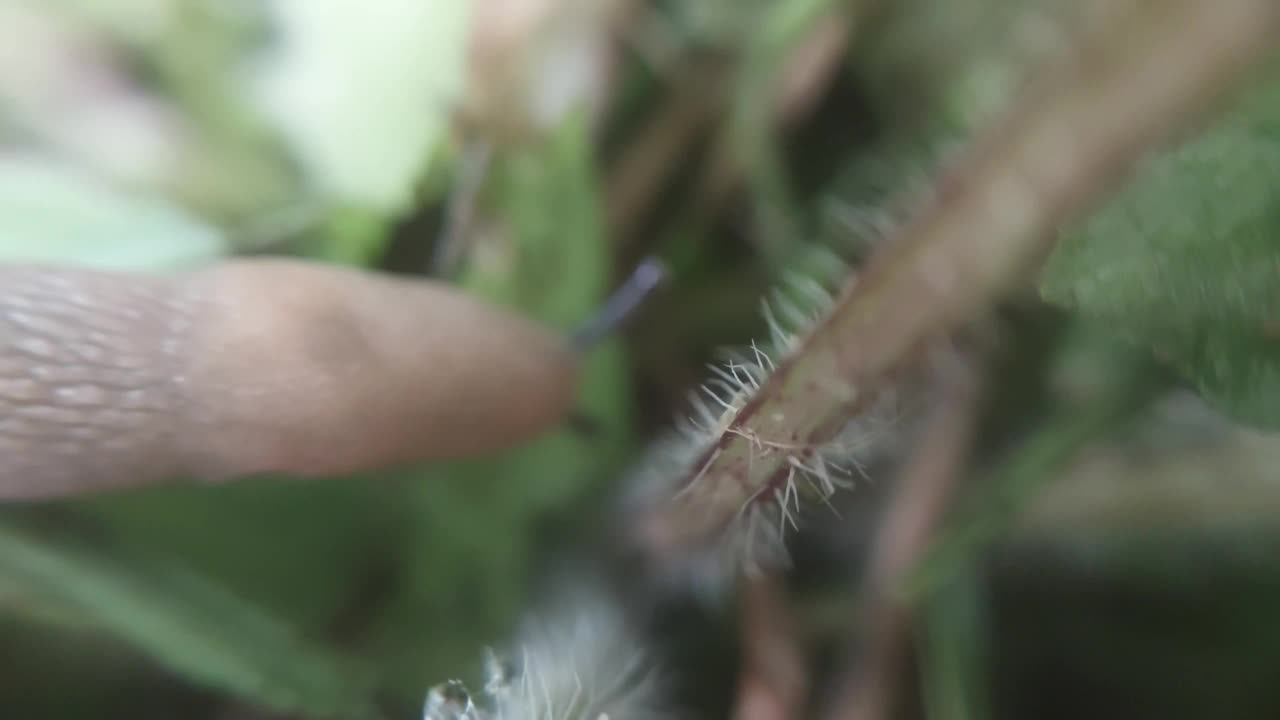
[252,0,469,214]
[0,157,227,270]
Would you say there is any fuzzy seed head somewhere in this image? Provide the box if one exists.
[426,589,670,720]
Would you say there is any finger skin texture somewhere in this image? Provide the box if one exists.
[0,259,579,500]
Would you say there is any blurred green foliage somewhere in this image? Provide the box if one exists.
[0,157,227,270]
[0,1,1279,719]
[1041,74,1280,429]
[0,1,623,715]
[0,511,382,719]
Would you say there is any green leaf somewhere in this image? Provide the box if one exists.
[78,477,403,639]
[294,206,392,266]
[0,157,228,270]
[920,568,990,720]
[0,510,383,719]
[1040,78,1280,429]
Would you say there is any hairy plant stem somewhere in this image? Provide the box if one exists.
[645,0,1280,558]
[731,575,808,720]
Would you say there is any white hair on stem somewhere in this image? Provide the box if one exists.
[617,233,919,601]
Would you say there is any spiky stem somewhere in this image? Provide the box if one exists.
[641,0,1280,566]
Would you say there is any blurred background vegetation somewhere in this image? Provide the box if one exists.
[0,1,1278,719]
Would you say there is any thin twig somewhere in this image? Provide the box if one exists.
[732,575,809,720]
[901,349,1166,601]
[606,58,728,245]
[772,4,866,127]
[611,1,876,256]
[688,1,873,227]
[823,353,983,720]
[431,140,493,277]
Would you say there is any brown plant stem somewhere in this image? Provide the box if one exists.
[773,4,868,127]
[610,1,878,258]
[690,2,865,230]
[644,0,1280,557]
[732,575,810,720]
[823,355,983,720]
[606,58,729,246]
